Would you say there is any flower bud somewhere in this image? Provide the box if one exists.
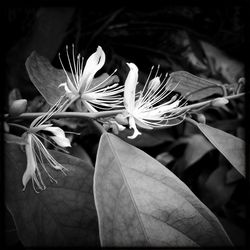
[211,97,229,107]
[115,114,129,125]
[4,122,9,133]
[9,99,27,116]
[196,114,206,124]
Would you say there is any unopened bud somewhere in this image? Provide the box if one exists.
[9,99,27,116]
[196,114,206,124]
[211,97,229,107]
[110,123,119,135]
[238,77,245,85]
[115,114,129,125]
[4,122,9,133]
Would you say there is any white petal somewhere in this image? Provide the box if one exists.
[22,134,37,190]
[50,135,71,148]
[124,63,138,113]
[80,46,105,92]
[111,121,126,131]
[43,126,71,147]
[157,100,180,114]
[134,117,153,130]
[59,82,77,100]
[128,116,141,139]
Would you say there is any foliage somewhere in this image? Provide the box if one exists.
[4,3,246,248]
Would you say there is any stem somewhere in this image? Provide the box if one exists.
[5,109,124,121]
[4,92,245,121]
[8,123,29,131]
[167,92,245,114]
[92,120,107,134]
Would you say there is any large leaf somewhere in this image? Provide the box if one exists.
[25,51,67,105]
[169,71,224,101]
[5,143,99,247]
[171,134,214,176]
[196,123,245,177]
[94,133,232,247]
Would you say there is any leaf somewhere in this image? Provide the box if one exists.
[4,133,26,145]
[67,143,94,167]
[172,134,214,176]
[5,143,99,247]
[200,165,237,210]
[168,71,224,101]
[25,51,66,106]
[94,133,232,247]
[196,123,245,177]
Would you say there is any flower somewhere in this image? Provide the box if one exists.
[59,45,123,112]
[22,98,71,192]
[123,63,187,139]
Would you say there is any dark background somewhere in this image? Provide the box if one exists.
[3,0,248,247]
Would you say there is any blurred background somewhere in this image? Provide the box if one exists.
[4,1,247,247]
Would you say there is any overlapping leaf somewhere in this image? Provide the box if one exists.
[94,133,232,247]
[169,71,224,101]
[196,123,245,177]
[25,51,67,105]
[5,143,99,247]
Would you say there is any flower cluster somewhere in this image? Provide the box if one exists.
[58,45,185,139]
[117,63,187,139]
[58,45,123,112]
[19,45,187,192]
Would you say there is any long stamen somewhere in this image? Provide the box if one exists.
[72,44,78,83]
[66,45,78,89]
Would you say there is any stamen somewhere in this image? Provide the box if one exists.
[66,45,78,88]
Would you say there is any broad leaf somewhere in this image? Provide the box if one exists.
[196,123,245,177]
[200,165,237,209]
[4,133,26,145]
[25,51,67,106]
[5,143,99,247]
[94,133,232,247]
[171,134,214,176]
[169,71,224,101]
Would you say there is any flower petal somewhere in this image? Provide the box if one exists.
[124,63,138,114]
[43,126,71,147]
[22,134,37,190]
[128,116,141,139]
[80,46,105,92]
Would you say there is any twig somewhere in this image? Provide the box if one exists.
[4,93,245,122]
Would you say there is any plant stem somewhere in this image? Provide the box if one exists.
[4,92,245,121]
[5,110,124,121]
[168,92,245,114]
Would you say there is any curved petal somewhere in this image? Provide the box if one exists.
[43,126,71,147]
[80,46,106,92]
[22,134,37,190]
[134,117,153,130]
[128,116,141,139]
[156,100,180,114]
[124,63,138,114]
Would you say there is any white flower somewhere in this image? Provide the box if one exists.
[22,98,71,192]
[123,63,186,139]
[59,45,123,112]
